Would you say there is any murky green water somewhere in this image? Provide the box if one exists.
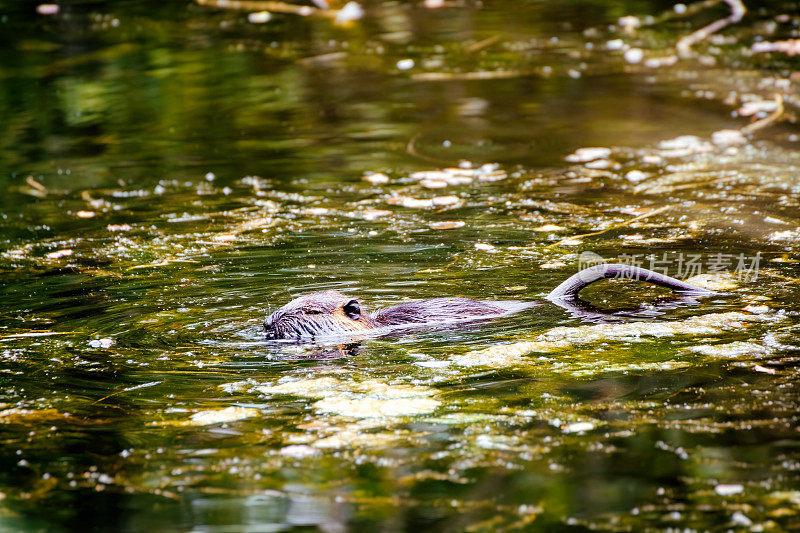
[2,0,800,530]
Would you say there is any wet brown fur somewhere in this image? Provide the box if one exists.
[264,290,511,340]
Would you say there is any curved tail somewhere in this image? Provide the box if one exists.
[546,264,716,302]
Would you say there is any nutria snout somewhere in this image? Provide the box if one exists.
[264,264,716,341]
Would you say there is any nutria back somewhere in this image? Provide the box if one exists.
[372,298,525,326]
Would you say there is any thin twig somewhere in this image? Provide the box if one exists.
[544,205,673,249]
[91,381,163,406]
[465,35,502,54]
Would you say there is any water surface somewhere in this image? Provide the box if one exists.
[1,0,800,530]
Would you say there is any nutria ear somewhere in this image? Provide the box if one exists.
[343,299,361,320]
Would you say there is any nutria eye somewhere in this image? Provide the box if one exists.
[305,309,322,315]
[342,299,361,320]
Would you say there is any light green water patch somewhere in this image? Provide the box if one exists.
[452,308,781,368]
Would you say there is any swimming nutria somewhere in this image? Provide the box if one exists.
[264,264,715,341]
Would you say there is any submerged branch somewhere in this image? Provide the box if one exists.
[641,0,719,27]
[740,94,785,135]
[194,0,357,19]
[0,331,72,341]
[196,0,318,15]
[675,0,746,58]
[411,70,533,82]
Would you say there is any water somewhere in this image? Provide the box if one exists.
[2,0,800,530]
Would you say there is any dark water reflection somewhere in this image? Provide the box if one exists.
[2,0,800,531]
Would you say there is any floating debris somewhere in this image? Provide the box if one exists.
[768,229,800,243]
[279,445,320,459]
[314,395,438,418]
[714,483,745,496]
[218,379,259,394]
[36,4,59,15]
[361,209,393,220]
[751,39,800,56]
[312,428,403,449]
[88,338,115,349]
[541,311,771,344]
[301,207,331,217]
[625,170,649,182]
[738,99,780,117]
[428,221,465,230]
[107,224,132,232]
[711,129,747,146]
[475,434,517,450]
[415,360,451,368]
[186,407,260,426]
[397,59,415,70]
[624,48,644,64]
[561,421,596,434]
[363,172,390,185]
[256,377,440,419]
[0,408,68,423]
[334,1,363,24]
[386,195,461,209]
[766,491,800,507]
[409,164,506,186]
[453,341,561,367]
[248,10,272,23]
[730,511,752,527]
[420,178,448,189]
[686,341,768,358]
[685,273,739,291]
[45,249,73,259]
[585,159,613,169]
[565,147,612,163]
[658,135,708,152]
[454,311,780,367]
[0,331,71,341]
[532,224,566,232]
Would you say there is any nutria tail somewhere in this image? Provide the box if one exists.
[546,264,716,302]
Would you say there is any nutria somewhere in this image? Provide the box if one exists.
[264,264,715,341]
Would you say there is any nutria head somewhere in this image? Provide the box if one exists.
[264,290,375,340]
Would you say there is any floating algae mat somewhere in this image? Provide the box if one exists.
[2,0,800,530]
